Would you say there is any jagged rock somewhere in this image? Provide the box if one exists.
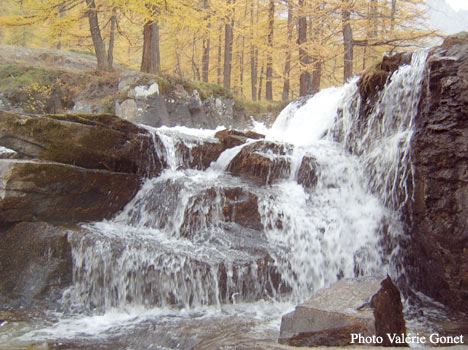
[215,129,264,149]
[297,156,318,190]
[0,159,140,223]
[0,111,164,177]
[227,140,292,185]
[114,71,253,129]
[278,276,406,347]
[406,33,468,314]
[0,222,73,307]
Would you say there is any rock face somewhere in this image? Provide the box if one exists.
[115,71,252,129]
[278,276,406,347]
[0,111,164,177]
[405,34,468,314]
[0,222,73,307]
[0,111,164,224]
[0,159,140,223]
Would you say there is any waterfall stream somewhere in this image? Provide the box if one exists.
[5,50,431,348]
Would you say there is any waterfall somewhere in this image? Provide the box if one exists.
[62,51,428,314]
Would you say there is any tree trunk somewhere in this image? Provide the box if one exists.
[217,25,223,85]
[391,0,397,32]
[265,0,274,101]
[311,61,321,94]
[86,0,109,71]
[57,2,66,50]
[282,1,293,101]
[342,0,354,82]
[223,0,235,90]
[107,7,117,70]
[298,0,311,96]
[250,2,257,101]
[240,35,245,96]
[202,0,211,82]
[258,64,264,101]
[141,12,161,75]
[192,34,201,80]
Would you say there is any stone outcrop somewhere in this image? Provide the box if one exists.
[0,222,73,307]
[278,276,406,347]
[115,71,252,129]
[227,141,292,185]
[405,34,468,314]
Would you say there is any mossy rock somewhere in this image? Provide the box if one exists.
[358,52,412,101]
[0,111,164,177]
[442,32,468,49]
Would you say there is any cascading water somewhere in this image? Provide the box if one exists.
[7,50,430,348]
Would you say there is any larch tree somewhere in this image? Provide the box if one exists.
[141,5,161,74]
[298,0,311,96]
[265,0,274,100]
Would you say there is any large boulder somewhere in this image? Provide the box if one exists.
[0,111,164,177]
[0,222,74,307]
[278,276,406,347]
[227,141,292,185]
[405,33,468,314]
[0,159,140,223]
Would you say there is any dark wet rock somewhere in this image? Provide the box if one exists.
[223,187,262,231]
[0,159,140,223]
[227,141,292,185]
[0,222,73,307]
[180,186,262,237]
[405,34,468,314]
[297,156,318,190]
[278,276,406,347]
[215,129,265,149]
[0,111,164,177]
[174,139,225,170]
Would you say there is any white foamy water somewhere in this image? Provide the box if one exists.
[2,51,431,349]
[266,80,358,145]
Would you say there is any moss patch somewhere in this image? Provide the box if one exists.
[0,64,118,114]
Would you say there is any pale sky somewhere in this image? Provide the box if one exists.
[446,0,468,11]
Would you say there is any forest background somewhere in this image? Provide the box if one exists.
[0,0,437,102]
